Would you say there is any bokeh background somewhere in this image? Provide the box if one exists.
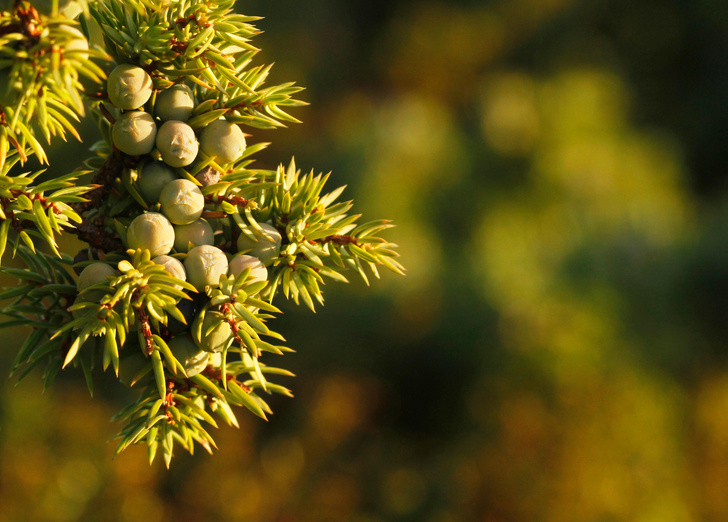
[3,0,728,520]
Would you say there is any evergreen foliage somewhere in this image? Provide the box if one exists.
[0,0,403,466]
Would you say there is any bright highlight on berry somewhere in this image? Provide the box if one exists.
[126,212,175,257]
[184,245,229,290]
[107,64,153,110]
[156,120,199,168]
[200,119,246,164]
[159,179,205,225]
[112,111,157,156]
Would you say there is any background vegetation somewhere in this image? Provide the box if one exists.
[2,0,728,520]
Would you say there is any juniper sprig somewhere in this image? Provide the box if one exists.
[0,0,403,466]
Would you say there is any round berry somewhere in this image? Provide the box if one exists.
[208,351,223,368]
[236,223,282,266]
[168,336,209,377]
[159,179,205,225]
[112,111,157,156]
[200,119,246,164]
[156,120,199,168]
[72,248,100,276]
[229,254,268,284]
[126,212,175,257]
[107,64,153,110]
[77,262,117,293]
[155,84,194,122]
[174,219,214,252]
[152,254,186,281]
[137,162,177,203]
[184,245,228,291]
[196,311,232,353]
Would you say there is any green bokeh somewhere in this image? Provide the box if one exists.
[3,0,728,520]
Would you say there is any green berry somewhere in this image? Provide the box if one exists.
[174,219,214,252]
[195,311,232,353]
[155,84,194,122]
[126,212,175,257]
[156,120,199,168]
[112,111,157,156]
[137,161,177,203]
[107,64,153,110]
[152,255,186,281]
[75,263,117,310]
[77,262,117,293]
[184,245,228,290]
[159,179,205,225]
[168,336,209,377]
[229,254,268,284]
[208,351,223,368]
[236,223,282,266]
[199,119,246,164]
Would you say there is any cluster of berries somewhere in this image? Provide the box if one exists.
[76,64,283,376]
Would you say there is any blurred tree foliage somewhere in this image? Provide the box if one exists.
[2,0,728,520]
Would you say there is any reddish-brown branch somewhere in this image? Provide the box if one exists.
[134,291,155,355]
[70,219,123,252]
[201,366,251,392]
[63,150,129,252]
[98,103,116,124]
[318,234,360,246]
[219,302,244,346]
[200,210,226,219]
[204,193,253,209]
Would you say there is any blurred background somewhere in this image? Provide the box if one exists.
[3,0,728,520]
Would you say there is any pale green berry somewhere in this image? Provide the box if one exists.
[184,245,228,290]
[195,311,232,353]
[77,262,117,293]
[236,223,282,266]
[155,84,194,122]
[200,119,246,164]
[229,254,268,284]
[156,120,199,168]
[112,111,157,156]
[76,262,117,309]
[137,161,177,203]
[168,336,209,377]
[127,212,175,257]
[174,219,214,252]
[152,255,186,281]
[159,179,205,225]
[208,352,223,368]
[107,64,153,110]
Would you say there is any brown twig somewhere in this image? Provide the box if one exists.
[134,291,154,355]
[318,234,360,246]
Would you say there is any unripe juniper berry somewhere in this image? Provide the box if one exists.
[112,111,157,156]
[159,179,205,225]
[107,64,153,110]
[126,212,175,257]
